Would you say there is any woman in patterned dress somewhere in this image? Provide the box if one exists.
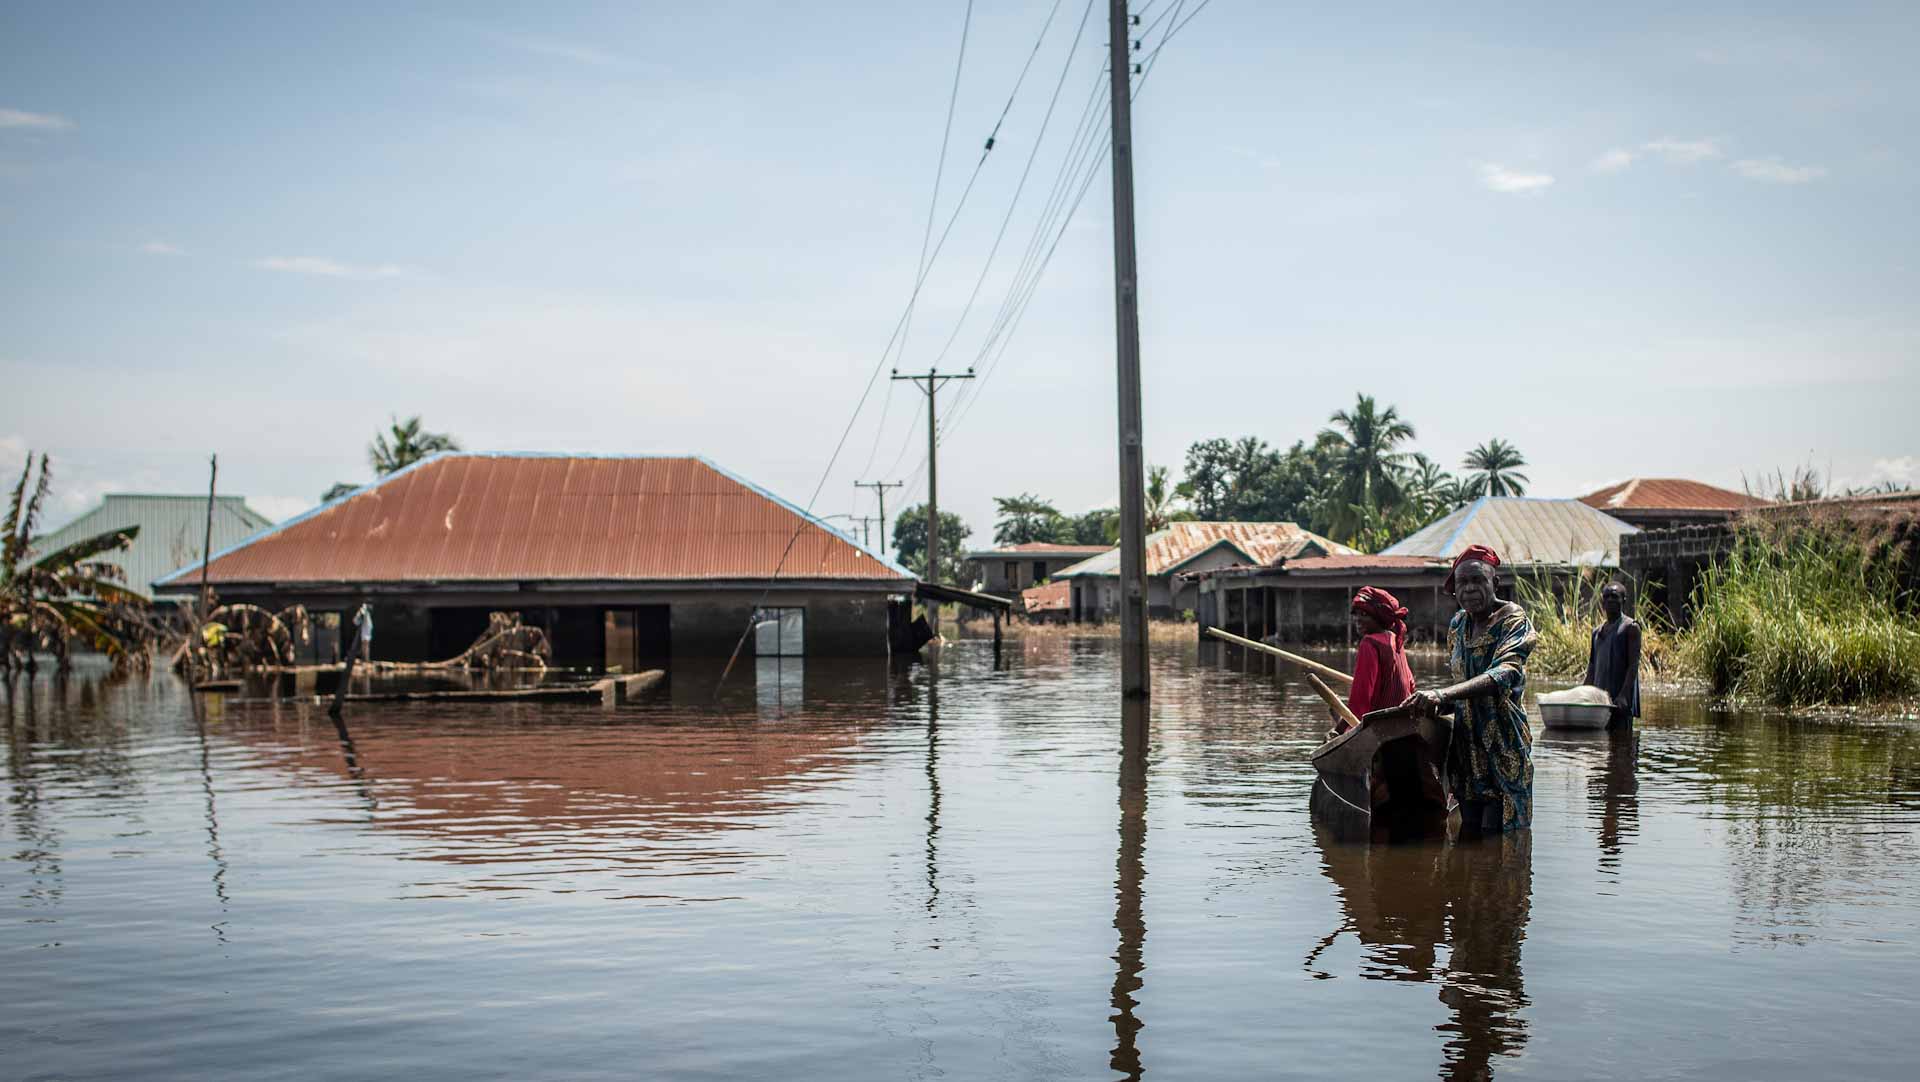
[1405,545,1537,833]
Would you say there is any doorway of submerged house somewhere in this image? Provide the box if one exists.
[426,605,670,673]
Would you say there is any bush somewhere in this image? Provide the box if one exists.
[1683,523,1920,707]
[1515,570,1685,681]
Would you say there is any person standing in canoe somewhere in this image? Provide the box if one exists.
[1405,545,1537,833]
[1336,586,1416,731]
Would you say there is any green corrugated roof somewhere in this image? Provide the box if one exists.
[32,494,275,600]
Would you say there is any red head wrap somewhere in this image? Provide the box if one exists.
[1444,544,1502,595]
[1351,586,1410,649]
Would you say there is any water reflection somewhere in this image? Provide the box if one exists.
[1536,729,1640,877]
[1111,699,1148,1080]
[1310,826,1533,1080]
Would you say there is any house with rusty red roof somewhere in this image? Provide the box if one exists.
[153,453,915,663]
[1578,477,1770,530]
[963,541,1114,596]
[1053,521,1355,621]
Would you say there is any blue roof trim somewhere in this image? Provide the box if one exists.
[1439,494,1489,555]
[153,451,916,587]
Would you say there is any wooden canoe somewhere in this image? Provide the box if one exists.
[1309,702,1457,840]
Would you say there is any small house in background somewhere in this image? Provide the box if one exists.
[1019,578,1071,624]
[35,493,273,601]
[964,541,1112,595]
[152,453,914,665]
[1578,477,1770,530]
[1058,521,1354,622]
[1193,497,1637,645]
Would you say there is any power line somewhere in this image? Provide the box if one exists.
[897,0,977,373]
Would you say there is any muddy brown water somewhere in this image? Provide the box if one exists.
[5,637,1919,1080]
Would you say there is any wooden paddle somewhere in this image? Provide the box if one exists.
[1203,627,1355,689]
[1307,673,1363,731]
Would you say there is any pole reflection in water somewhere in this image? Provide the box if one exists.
[925,673,941,917]
[188,688,231,945]
[329,713,379,817]
[1309,819,1532,1080]
[1110,698,1148,1080]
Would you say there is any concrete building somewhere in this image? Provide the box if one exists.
[153,453,914,665]
[1578,477,1769,530]
[964,541,1112,595]
[1057,521,1353,622]
[36,493,273,601]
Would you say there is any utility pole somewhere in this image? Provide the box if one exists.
[1109,0,1150,699]
[891,367,974,640]
[855,479,903,556]
[199,454,218,623]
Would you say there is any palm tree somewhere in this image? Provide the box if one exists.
[992,493,1064,545]
[1400,453,1461,521]
[370,415,461,476]
[1461,439,1531,498]
[1318,394,1416,540]
[1145,465,1193,532]
[1,454,149,674]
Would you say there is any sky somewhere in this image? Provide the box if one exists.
[3,0,1916,551]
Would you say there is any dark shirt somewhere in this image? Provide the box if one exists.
[1585,616,1641,721]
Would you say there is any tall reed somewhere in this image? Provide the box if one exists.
[1515,569,1684,681]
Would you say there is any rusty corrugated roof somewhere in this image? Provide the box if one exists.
[966,541,1112,557]
[1282,554,1445,574]
[1054,521,1357,578]
[1021,579,1071,612]
[154,453,911,590]
[1579,478,1769,512]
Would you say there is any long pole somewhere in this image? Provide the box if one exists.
[856,480,902,555]
[892,368,974,641]
[199,454,218,622]
[1109,0,1150,699]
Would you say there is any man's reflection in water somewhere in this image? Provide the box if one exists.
[1310,813,1532,1081]
[1110,700,1148,1081]
[1593,731,1639,875]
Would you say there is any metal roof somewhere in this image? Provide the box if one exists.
[1021,579,1070,612]
[153,453,911,591]
[33,494,274,600]
[964,541,1111,559]
[1382,497,1638,566]
[1579,478,1769,512]
[1281,554,1446,575]
[1054,521,1356,578]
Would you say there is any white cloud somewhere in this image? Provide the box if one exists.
[1591,148,1635,173]
[0,108,72,130]
[1478,163,1554,194]
[139,241,183,255]
[255,256,408,280]
[1731,157,1828,184]
[1864,456,1918,488]
[1641,137,1723,164]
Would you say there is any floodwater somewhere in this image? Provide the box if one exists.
[5,637,1919,1081]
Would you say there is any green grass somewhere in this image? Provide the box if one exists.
[1515,569,1685,682]
[1683,523,1920,708]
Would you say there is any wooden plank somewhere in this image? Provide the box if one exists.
[1202,627,1354,688]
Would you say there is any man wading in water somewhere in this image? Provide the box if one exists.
[1585,581,1642,730]
[1404,545,1537,833]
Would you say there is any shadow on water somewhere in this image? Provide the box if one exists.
[1307,814,1534,1082]
[1111,698,1148,1080]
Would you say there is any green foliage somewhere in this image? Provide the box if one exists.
[370,415,461,476]
[893,504,972,584]
[1515,570,1682,680]
[1683,523,1920,707]
[1,453,152,673]
[992,493,1066,545]
[1069,507,1120,546]
[1462,438,1530,498]
[1318,394,1416,541]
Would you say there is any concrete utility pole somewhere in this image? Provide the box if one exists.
[855,479,903,556]
[1109,0,1151,699]
[891,367,974,639]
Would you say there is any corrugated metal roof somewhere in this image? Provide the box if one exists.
[1282,554,1445,574]
[1021,579,1070,612]
[966,541,1111,558]
[1055,521,1356,578]
[1382,497,1637,566]
[153,453,911,590]
[1579,478,1768,512]
[33,494,274,600]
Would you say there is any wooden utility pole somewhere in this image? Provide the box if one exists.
[199,454,218,621]
[1109,0,1150,698]
[855,479,903,555]
[891,368,973,640]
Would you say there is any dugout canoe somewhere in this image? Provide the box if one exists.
[1309,703,1457,840]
